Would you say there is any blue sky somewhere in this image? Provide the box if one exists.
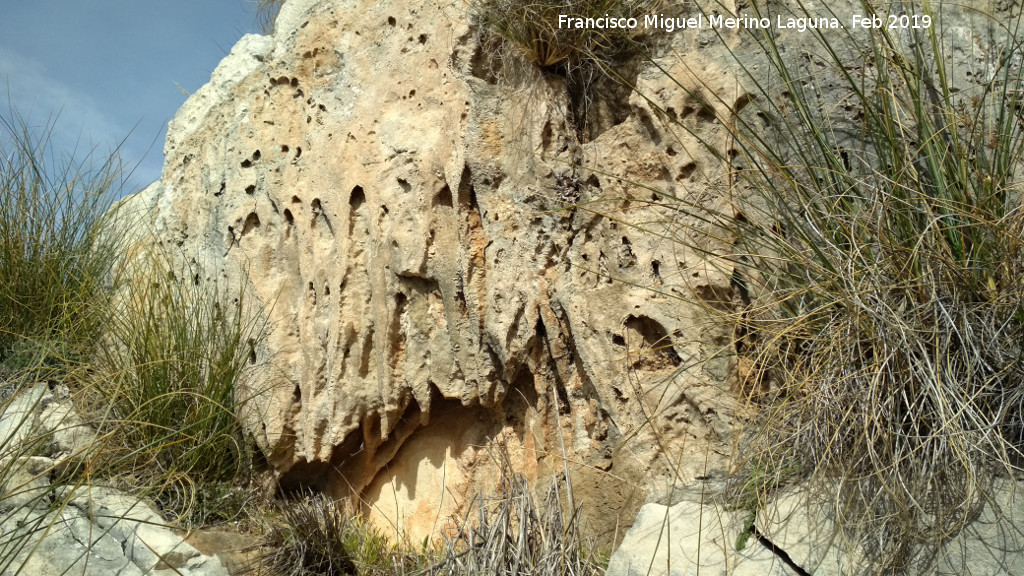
[0,1,268,196]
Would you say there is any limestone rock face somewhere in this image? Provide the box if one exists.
[118,0,1019,543]
[122,0,744,541]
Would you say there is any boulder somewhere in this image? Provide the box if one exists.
[608,480,1024,576]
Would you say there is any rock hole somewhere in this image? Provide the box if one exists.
[281,144,290,153]
[290,77,299,88]
[734,93,753,113]
[666,146,677,157]
[240,159,252,168]
[284,209,294,225]
[241,212,261,237]
[358,328,375,378]
[248,338,257,365]
[678,163,697,180]
[245,184,256,195]
[636,108,660,142]
[433,184,453,207]
[349,186,365,209]
[295,147,302,159]
[418,34,427,44]
[388,16,396,26]
[456,164,474,207]
[697,104,717,123]
[252,150,261,161]
[291,195,302,203]
[622,315,682,369]
[397,178,411,193]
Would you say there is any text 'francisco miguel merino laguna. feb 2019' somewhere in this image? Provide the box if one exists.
[557,12,933,33]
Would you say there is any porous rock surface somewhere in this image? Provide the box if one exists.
[121,0,745,542]
[118,0,1022,547]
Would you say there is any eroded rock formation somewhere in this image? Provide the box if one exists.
[119,0,1020,544]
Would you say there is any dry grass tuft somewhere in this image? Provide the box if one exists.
[420,458,603,576]
[661,5,1024,573]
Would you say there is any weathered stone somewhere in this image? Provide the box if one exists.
[0,385,44,451]
[117,0,746,542]
[0,388,230,576]
[0,486,230,576]
[38,386,96,462]
[115,0,1023,549]
[606,495,793,576]
[609,480,1024,576]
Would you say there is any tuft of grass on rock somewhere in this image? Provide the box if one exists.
[420,459,603,576]
[255,0,286,34]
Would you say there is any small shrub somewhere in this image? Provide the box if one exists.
[474,0,661,139]
[262,493,408,576]
[475,0,656,70]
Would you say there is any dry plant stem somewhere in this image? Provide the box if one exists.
[419,449,603,576]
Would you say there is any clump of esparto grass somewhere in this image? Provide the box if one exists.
[84,250,269,526]
[261,492,416,576]
[0,106,143,571]
[474,0,657,71]
[474,0,661,139]
[630,2,1024,573]
[0,110,124,375]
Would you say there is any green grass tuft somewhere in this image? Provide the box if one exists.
[82,250,269,524]
[0,111,124,375]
